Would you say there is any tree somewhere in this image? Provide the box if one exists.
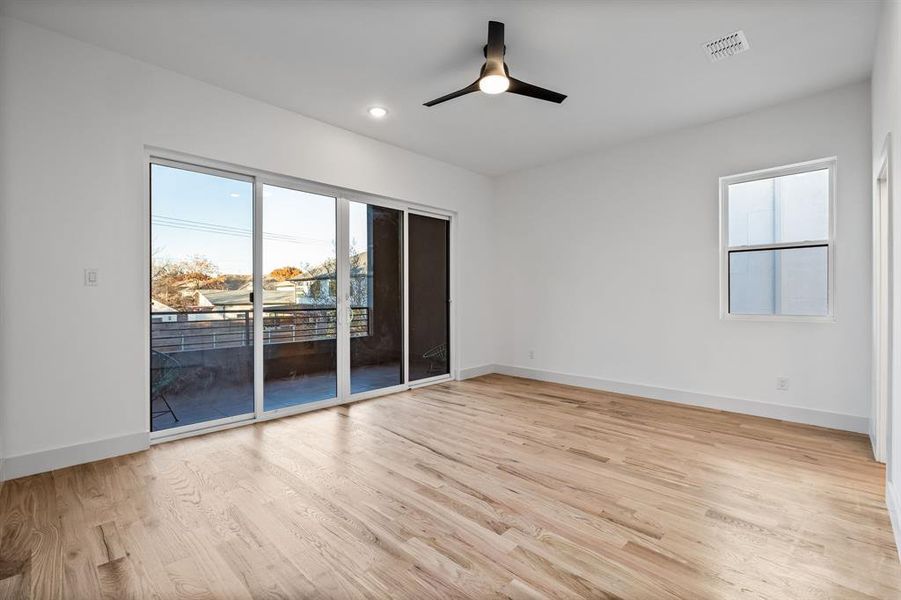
[268,266,303,281]
[151,254,225,310]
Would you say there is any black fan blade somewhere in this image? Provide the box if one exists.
[486,21,505,64]
[507,77,567,103]
[423,81,480,107]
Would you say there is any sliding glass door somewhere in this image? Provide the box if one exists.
[349,201,404,394]
[262,184,338,410]
[408,213,451,382]
[149,162,255,432]
[149,157,451,438]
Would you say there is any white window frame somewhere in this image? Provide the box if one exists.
[718,156,836,323]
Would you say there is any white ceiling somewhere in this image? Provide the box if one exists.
[0,0,880,175]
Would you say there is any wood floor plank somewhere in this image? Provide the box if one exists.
[27,475,61,600]
[1,374,900,598]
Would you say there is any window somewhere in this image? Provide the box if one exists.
[720,158,835,320]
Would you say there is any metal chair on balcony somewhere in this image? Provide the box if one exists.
[422,343,448,375]
[151,349,181,423]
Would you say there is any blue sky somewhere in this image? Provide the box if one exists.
[151,164,367,275]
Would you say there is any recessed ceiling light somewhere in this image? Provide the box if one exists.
[229,193,240,198]
[368,106,388,118]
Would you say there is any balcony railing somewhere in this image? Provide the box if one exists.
[151,306,369,353]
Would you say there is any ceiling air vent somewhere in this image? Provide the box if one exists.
[704,30,750,62]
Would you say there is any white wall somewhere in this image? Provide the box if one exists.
[0,17,497,476]
[495,81,872,432]
[0,14,880,481]
[871,0,901,555]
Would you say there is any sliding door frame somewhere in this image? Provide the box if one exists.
[407,208,454,388]
[144,147,457,443]
[252,172,346,422]
[145,156,257,442]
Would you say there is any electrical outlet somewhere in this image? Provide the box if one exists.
[776,377,790,391]
[528,350,535,360]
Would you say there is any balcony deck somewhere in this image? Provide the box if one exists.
[151,362,402,430]
[150,308,404,432]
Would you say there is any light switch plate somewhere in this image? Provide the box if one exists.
[84,268,99,287]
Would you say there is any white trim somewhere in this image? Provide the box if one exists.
[403,210,410,384]
[887,479,901,564]
[725,240,829,253]
[409,374,453,388]
[337,195,350,402]
[150,156,254,183]
[449,213,459,380]
[143,153,152,436]
[253,170,264,419]
[493,364,868,433]
[458,364,497,380]
[407,207,451,220]
[873,134,893,464]
[720,156,837,187]
[150,416,254,444]
[150,412,254,442]
[2,432,150,481]
[722,313,836,324]
[719,156,837,322]
[347,383,410,403]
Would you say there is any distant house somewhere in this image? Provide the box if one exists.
[274,281,298,293]
[284,251,369,306]
[195,289,298,315]
[150,299,178,322]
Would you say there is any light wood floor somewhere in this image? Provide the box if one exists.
[1,374,900,599]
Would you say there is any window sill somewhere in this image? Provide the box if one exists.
[721,313,835,324]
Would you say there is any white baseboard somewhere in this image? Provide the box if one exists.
[871,428,882,462]
[0,364,868,480]
[459,363,498,380]
[491,364,869,434]
[888,479,901,563]
[2,432,150,481]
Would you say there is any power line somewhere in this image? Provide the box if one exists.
[152,215,334,245]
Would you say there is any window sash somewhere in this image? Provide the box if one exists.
[727,241,829,253]
[719,157,835,321]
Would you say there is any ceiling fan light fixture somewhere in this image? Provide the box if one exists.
[423,21,566,107]
[479,74,509,95]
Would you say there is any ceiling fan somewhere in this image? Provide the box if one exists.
[423,21,567,107]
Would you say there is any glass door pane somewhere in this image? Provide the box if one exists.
[349,202,403,394]
[262,185,338,410]
[150,163,254,432]
[408,213,450,381]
